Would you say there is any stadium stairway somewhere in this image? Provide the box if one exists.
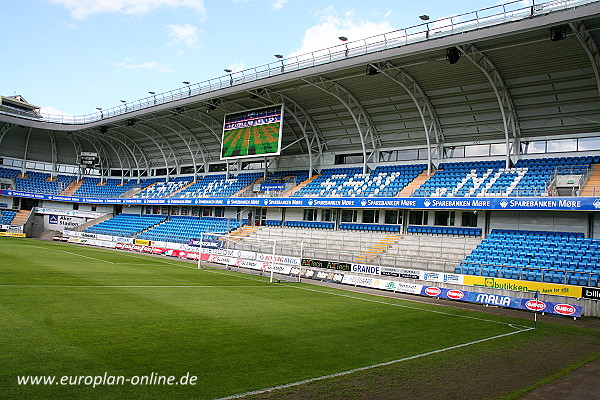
[11,210,32,227]
[172,181,196,197]
[74,213,114,232]
[284,174,320,196]
[60,180,84,196]
[396,170,436,197]
[354,234,402,264]
[229,225,262,239]
[580,163,600,196]
[375,234,482,271]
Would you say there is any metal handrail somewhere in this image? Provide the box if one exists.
[457,261,599,286]
[1,0,595,125]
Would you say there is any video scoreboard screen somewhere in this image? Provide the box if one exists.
[220,104,283,160]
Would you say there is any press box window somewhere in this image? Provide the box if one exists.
[385,210,402,225]
[303,209,317,221]
[409,210,427,225]
[341,209,358,222]
[434,211,455,226]
[461,211,478,227]
[321,209,337,222]
[362,209,379,224]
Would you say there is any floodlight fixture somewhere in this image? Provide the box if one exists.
[419,15,430,21]
[274,54,285,72]
[338,36,349,57]
[550,26,567,41]
[446,47,462,64]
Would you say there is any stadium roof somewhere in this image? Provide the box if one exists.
[1,0,599,176]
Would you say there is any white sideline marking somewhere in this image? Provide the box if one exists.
[212,327,534,400]
[0,284,278,288]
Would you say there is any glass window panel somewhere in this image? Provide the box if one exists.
[461,211,478,227]
[547,139,577,153]
[489,143,505,156]
[362,209,379,224]
[578,137,600,151]
[396,149,418,161]
[444,146,465,158]
[464,144,489,157]
[520,141,545,154]
[409,210,427,225]
[385,210,399,225]
[341,209,357,222]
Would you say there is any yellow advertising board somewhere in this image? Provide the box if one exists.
[134,239,151,246]
[463,276,583,298]
[0,232,26,238]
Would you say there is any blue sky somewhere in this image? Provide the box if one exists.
[1,0,512,117]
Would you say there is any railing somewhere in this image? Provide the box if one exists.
[412,187,553,197]
[546,164,592,195]
[1,0,595,125]
[234,226,479,272]
[456,261,599,286]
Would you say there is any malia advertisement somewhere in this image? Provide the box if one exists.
[421,286,582,318]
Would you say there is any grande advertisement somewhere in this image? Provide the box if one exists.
[421,286,582,318]
[5,189,600,211]
[352,264,463,284]
[463,276,583,298]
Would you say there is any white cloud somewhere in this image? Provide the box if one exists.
[271,0,287,11]
[225,62,246,73]
[40,105,72,117]
[113,58,174,73]
[48,0,206,20]
[289,8,394,59]
[165,24,200,47]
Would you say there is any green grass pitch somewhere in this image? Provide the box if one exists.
[221,123,280,158]
[0,238,597,400]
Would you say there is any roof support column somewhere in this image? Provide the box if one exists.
[569,21,600,100]
[370,62,443,175]
[457,44,520,169]
[303,76,379,175]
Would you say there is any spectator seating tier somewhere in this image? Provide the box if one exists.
[456,229,599,286]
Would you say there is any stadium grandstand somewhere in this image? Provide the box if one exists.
[2,0,600,320]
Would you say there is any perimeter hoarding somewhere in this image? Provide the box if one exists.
[463,276,583,298]
[5,190,600,211]
[220,104,284,160]
[421,286,582,318]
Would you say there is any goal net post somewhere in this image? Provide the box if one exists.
[196,232,302,283]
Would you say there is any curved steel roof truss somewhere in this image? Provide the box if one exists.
[569,21,600,99]
[457,43,521,167]
[371,61,444,173]
[302,76,380,173]
[119,124,179,178]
